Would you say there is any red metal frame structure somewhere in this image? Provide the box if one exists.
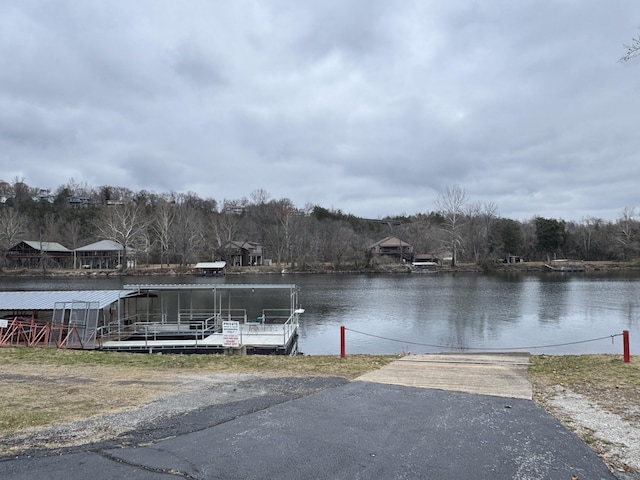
[0,317,50,347]
[0,316,86,349]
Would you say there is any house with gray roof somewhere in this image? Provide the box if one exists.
[74,239,134,269]
[5,240,73,269]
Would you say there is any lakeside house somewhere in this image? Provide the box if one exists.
[73,239,135,269]
[369,236,414,263]
[5,241,73,269]
[4,239,136,270]
[219,241,264,266]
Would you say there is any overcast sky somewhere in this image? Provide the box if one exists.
[1,1,639,222]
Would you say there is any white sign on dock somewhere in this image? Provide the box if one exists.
[223,320,240,347]
[0,319,7,328]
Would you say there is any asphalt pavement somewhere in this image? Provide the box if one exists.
[0,378,618,480]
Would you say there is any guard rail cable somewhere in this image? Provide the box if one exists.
[340,327,632,362]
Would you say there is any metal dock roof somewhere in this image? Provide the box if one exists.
[0,290,137,311]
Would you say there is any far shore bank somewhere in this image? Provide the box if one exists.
[1,260,640,278]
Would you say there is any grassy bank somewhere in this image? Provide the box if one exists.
[1,348,638,437]
[530,354,640,420]
[0,347,396,377]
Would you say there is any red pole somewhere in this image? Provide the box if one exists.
[623,330,630,363]
[340,325,346,358]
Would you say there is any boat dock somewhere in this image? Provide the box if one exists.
[99,321,298,354]
[0,283,303,355]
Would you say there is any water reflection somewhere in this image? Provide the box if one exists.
[0,272,638,355]
[536,276,571,324]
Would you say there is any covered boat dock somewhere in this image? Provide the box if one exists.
[0,284,303,355]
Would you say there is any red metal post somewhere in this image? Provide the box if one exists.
[340,325,346,358]
[623,330,630,363]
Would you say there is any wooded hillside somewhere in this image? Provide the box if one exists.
[0,179,638,270]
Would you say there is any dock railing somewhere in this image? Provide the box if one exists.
[96,306,301,351]
[178,309,223,333]
[98,312,221,343]
[241,309,300,347]
[97,314,142,343]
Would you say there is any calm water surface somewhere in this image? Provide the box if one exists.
[1,272,638,355]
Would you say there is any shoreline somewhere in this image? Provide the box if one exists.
[2,260,640,277]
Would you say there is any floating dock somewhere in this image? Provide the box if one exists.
[0,284,303,355]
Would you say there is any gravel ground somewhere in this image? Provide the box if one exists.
[542,385,640,477]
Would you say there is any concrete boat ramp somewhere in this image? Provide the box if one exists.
[356,352,532,399]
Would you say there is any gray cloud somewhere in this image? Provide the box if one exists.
[1,1,640,221]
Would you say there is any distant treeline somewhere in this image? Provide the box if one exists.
[0,179,638,269]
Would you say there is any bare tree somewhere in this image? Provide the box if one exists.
[250,188,270,205]
[396,213,439,258]
[436,185,468,267]
[170,202,205,266]
[264,198,296,267]
[0,207,26,269]
[95,202,148,271]
[153,200,176,267]
[616,207,638,261]
[621,30,640,62]
[288,213,312,268]
[247,189,272,249]
[60,178,94,198]
[573,217,602,261]
[63,218,84,250]
[214,200,246,247]
[324,222,359,269]
[11,176,30,210]
[138,223,154,266]
[464,201,497,262]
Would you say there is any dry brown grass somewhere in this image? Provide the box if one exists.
[0,364,195,433]
[530,354,640,422]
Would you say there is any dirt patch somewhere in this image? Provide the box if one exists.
[0,368,346,457]
[0,363,219,439]
[0,364,275,455]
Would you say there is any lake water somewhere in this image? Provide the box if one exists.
[1,272,638,356]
